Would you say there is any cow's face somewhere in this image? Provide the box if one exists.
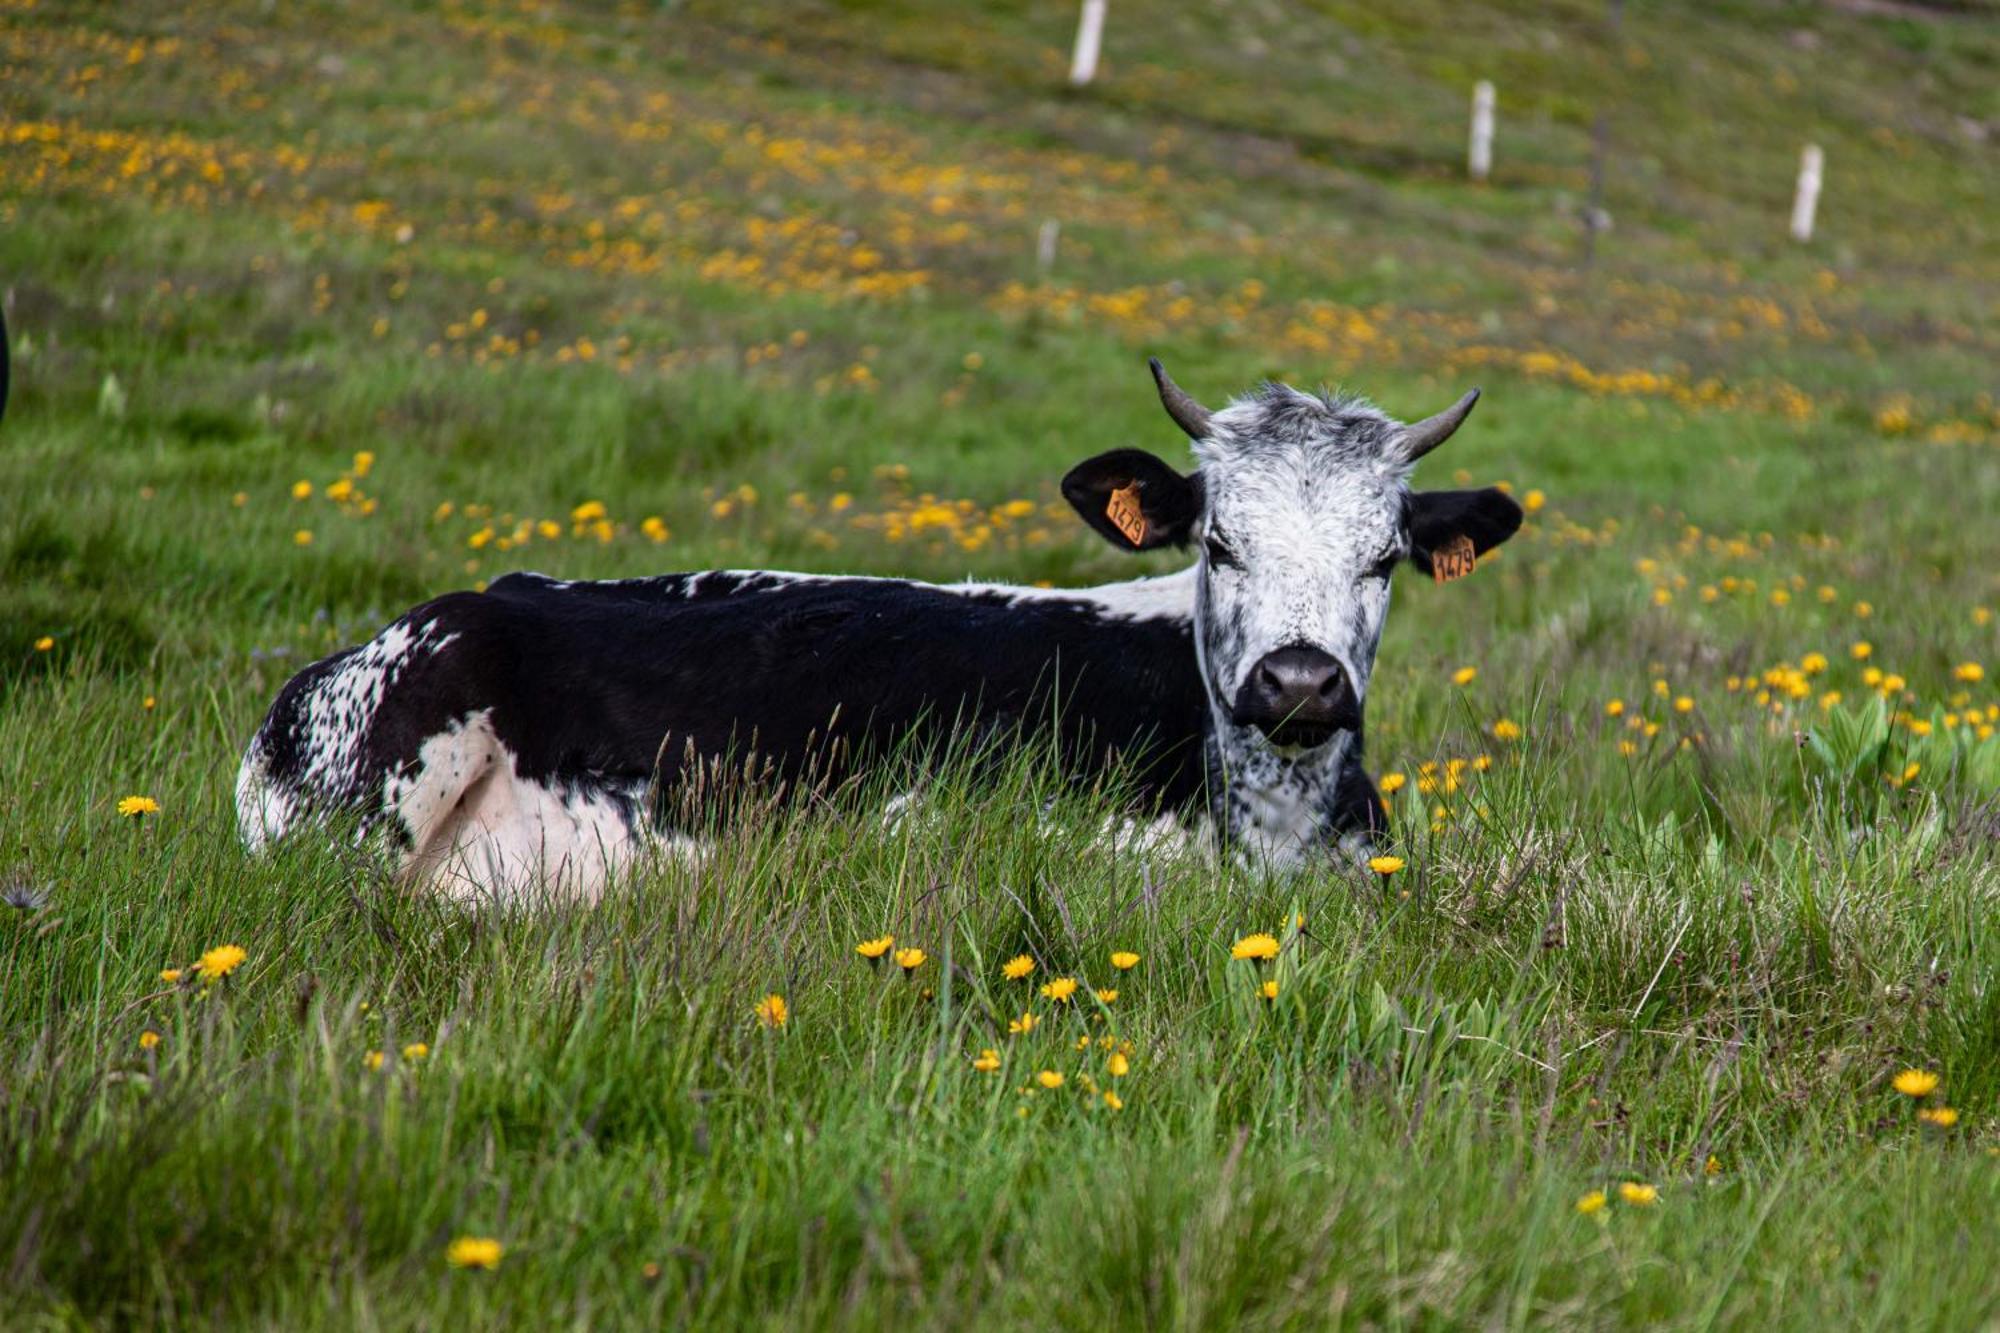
[1063,362,1521,757]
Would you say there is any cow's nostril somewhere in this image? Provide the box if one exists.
[1257,662,1285,695]
[1316,670,1342,698]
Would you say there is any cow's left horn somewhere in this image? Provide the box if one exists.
[1149,357,1212,440]
[1397,388,1481,463]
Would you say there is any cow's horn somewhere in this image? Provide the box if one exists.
[1397,388,1480,463]
[1149,357,1211,440]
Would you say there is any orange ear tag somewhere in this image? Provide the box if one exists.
[1431,534,1477,584]
[1105,483,1148,546]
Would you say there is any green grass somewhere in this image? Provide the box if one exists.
[3,0,1998,1326]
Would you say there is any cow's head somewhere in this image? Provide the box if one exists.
[1063,360,1521,757]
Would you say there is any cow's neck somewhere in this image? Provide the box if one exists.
[1204,720,1354,867]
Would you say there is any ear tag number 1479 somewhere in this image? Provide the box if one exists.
[1106,483,1148,546]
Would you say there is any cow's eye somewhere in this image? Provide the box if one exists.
[1368,550,1400,581]
[1204,531,1240,569]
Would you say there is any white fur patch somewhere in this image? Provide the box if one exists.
[234,750,294,855]
[651,566,1197,624]
[388,711,651,906]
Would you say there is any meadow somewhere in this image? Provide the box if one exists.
[2,0,1997,1326]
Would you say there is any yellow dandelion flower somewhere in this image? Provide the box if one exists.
[1108,1051,1130,1077]
[402,1042,429,1061]
[1002,954,1036,980]
[1007,1011,1039,1035]
[1674,696,1694,714]
[1452,666,1478,686]
[1575,1190,1607,1216]
[1851,641,1873,660]
[754,994,788,1029]
[293,529,313,547]
[1378,772,1407,794]
[1704,1155,1722,1176]
[159,968,182,983]
[446,1236,503,1270]
[1036,1070,1064,1089]
[1259,979,1279,1003]
[117,795,161,818]
[1918,1106,1959,1128]
[893,947,927,975]
[364,1050,385,1071]
[1095,988,1118,1004]
[1618,1182,1658,1206]
[196,944,246,982]
[1110,951,1140,970]
[1491,719,1523,742]
[139,1030,161,1050]
[1367,855,1405,876]
[570,500,607,523]
[855,934,894,962]
[1955,662,1985,683]
[33,636,54,652]
[1103,1090,1124,1110]
[291,480,313,500]
[1040,977,1078,1003]
[972,1048,1001,1073]
[1801,652,1828,675]
[1892,1069,1939,1097]
[1231,932,1279,962]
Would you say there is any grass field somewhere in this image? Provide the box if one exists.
[3,0,1999,1325]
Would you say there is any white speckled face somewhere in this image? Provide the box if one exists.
[1191,386,1411,723]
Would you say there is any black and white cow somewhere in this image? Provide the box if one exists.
[236,362,1520,901]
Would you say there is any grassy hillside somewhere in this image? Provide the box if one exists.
[2,0,1997,1326]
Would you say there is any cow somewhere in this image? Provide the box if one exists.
[236,361,1521,902]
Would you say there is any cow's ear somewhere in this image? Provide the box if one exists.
[1061,448,1202,551]
[1406,487,1523,582]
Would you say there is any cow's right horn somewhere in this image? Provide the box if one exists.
[1149,357,1211,440]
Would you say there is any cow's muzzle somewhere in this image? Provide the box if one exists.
[1230,644,1359,750]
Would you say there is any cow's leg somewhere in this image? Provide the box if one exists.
[391,711,647,907]
[1089,809,1208,862]
[388,711,525,905]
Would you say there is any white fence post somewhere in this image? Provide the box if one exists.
[1790,144,1823,242]
[1469,81,1495,182]
[1069,0,1107,87]
[1036,219,1061,274]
